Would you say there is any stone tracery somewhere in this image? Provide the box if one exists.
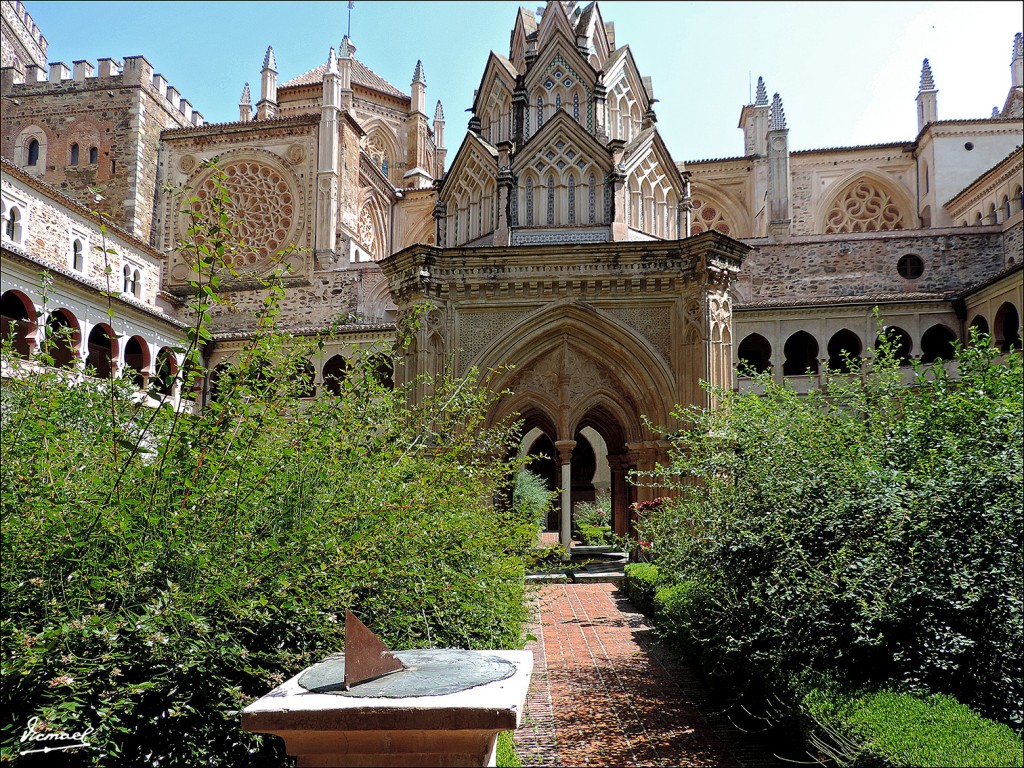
[188,159,297,270]
[824,180,906,233]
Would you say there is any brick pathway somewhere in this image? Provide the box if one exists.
[514,583,785,767]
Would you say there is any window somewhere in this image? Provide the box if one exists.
[89,146,98,164]
[27,139,39,166]
[897,254,924,279]
[123,265,132,293]
[71,239,84,271]
[70,143,80,166]
[2,203,24,244]
[132,269,142,298]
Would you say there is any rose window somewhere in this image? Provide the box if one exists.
[187,160,297,269]
[689,198,732,235]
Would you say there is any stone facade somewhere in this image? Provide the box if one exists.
[1,54,197,241]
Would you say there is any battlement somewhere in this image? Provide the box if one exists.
[2,0,48,68]
[0,55,204,127]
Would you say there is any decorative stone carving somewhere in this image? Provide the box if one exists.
[457,309,530,372]
[824,181,905,233]
[606,304,672,361]
[178,154,197,174]
[184,159,299,270]
[689,197,732,235]
[286,143,305,165]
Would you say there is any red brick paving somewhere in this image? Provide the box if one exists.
[514,583,748,767]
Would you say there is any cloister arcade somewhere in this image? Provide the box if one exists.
[735,300,1021,389]
[0,287,190,404]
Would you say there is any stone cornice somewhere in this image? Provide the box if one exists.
[381,233,749,304]
[161,113,319,140]
[945,146,1023,212]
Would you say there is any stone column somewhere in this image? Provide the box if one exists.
[607,454,630,537]
[555,439,576,548]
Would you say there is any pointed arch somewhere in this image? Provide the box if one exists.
[817,170,916,234]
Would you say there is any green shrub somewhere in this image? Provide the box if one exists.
[639,328,1023,723]
[578,523,611,546]
[575,493,610,529]
[802,685,1024,767]
[0,164,535,766]
[623,563,661,616]
[654,581,709,658]
[512,470,553,530]
[496,731,521,767]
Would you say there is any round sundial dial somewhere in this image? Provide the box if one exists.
[296,611,517,698]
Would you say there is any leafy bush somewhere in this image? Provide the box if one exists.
[623,563,661,616]
[639,332,1023,726]
[802,684,1024,767]
[653,581,709,658]
[577,523,611,546]
[512,469,553,530]
[0,164,535,766]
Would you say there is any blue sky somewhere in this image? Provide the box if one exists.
[22,1,1023,164]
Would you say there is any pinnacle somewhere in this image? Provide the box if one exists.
[263,46,277,72]
[340,35,353,59]
[434,100,445,121]
[239,82,251,104]
[920,58,935,92]
[769,92,786,131]
[327,46,338,75]
[1015,32,1023,59]
[755,76,768,106]
[413,59,426,85]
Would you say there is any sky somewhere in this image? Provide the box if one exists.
[21,1,1024,165]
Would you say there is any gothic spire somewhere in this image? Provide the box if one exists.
[755,76,768,106]
[769,92,786,130]
[413,59,426,85]
[434,100,444,121]
[263,46,277,72]
[327,47,338,75]
[340,35,353,59]
[1015,32,1023,60]
[919,58,935,92]
[239,82,251,105]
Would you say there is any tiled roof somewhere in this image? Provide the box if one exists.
[282,58,407,99]
[212,321,395,342]
[737,291,955,310]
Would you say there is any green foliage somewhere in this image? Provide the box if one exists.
[639,331,1023,726]
[0,162,535,766]
[512,469,553,529]
[623,563,661,616]
[802,684,1024,767]
[653,581,709,658]
[577,523,612,546]
[495,731,521,767]
[575,492,611,544]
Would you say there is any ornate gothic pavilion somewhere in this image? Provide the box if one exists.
[2,0,1022,541]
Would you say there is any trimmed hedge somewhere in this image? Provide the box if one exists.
[654,581,709,658]
[496,731,521,767]
[802,686,1024,767]
[623,563,661,616]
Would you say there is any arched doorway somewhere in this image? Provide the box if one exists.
[1,290,36,359]
[480,305,673,546]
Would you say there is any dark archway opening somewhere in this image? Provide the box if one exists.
[827,329,862,373]
[86,324,116,378]
[1,290,35,359]
[737,333,772,375]
[920,324,957,364]
[994,302,1021,352]
[783,331,819,376]
[875,326,912,366]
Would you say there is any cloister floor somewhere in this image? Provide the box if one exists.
[513,583,792,767]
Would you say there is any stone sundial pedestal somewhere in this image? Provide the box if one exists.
[241,612,533,767]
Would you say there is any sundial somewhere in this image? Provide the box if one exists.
[297,611,517,698]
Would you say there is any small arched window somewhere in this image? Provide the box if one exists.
[70,143,80,166]
[132,269,142,298]
[123,265,132,293]
[3,206,21,243]
[27,139,39,167]
[88,146,98,164]
[72,239,84,271]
